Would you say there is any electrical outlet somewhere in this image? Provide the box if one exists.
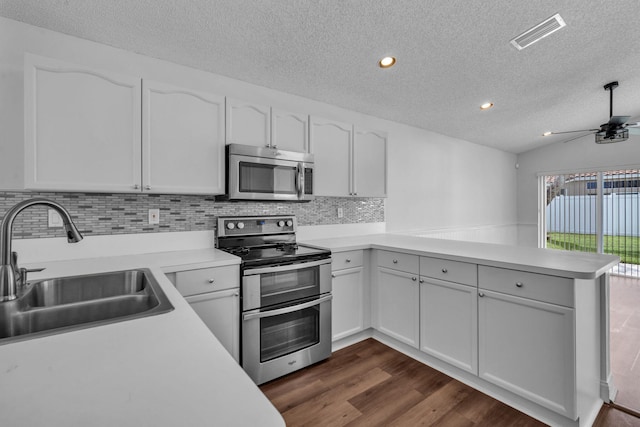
[148,209,160,225]
[337,208,344,218]
[48,209,63,228]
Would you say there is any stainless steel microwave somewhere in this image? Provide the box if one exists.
[224,144,314,202]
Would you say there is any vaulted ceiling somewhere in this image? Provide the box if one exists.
[1,0,639,154]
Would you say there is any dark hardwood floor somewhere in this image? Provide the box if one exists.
[261,338,640,426]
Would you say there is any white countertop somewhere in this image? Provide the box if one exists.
[303,233,620,279]
[0,249,284,427]
[0,232,619,426]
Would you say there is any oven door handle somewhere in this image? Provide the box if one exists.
[242,294,332,321]
[243,258,331,276]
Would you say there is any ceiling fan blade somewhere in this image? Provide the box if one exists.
[550,129,600,135]
[608,115,631,126]
[561,132,597,144]
[629,127,640,135]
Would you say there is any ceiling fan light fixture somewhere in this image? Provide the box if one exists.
[378,56,396,68]
[480,102,494,110]
[595,129,628,144]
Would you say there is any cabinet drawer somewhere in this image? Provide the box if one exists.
[420,257,477,287]
[478,266,574,307]
[377,250,419,274]
[175,265,239,297]
[332,250,364,270]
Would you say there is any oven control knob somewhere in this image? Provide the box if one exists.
[226,222,235,230]
[286,220,293,227]
[237,222,245,229]
[277,220,285,227]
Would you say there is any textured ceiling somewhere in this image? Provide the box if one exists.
[1,0,640,154]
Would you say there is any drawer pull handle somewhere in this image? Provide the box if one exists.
[419,279,425,283]
[208,279,215,284]
[442,268,448,273]
[346,259,351,263]
[515,282,524,288]
[233,292,239,297]
[331,274,336,278]
[479,292,485,297]
[412,277,417,281]
[393,259,398,264]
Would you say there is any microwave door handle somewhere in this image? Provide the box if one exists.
[296,162,304,199]
[242,294,332,321]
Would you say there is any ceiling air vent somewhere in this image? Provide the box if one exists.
[510,13,566,50]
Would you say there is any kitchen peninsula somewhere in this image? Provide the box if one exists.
[304,233,619,427]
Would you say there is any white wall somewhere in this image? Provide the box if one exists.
[516,133,640,246]
[383,124,518,241]
[0,16,517,241]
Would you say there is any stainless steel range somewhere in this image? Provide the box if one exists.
[216,215,332,385]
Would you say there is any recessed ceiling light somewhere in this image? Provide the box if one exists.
[480,102,494,110]
[378,56,396,68]
[542,131,552,136]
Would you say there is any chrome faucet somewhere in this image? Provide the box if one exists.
[0,198,83,302]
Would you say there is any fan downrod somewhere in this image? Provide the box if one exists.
[604,81,619,118]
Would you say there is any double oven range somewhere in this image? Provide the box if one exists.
[217,215,332,385]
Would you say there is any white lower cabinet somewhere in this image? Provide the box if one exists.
[331,266,364,341]
[169,265,240,362]
[419,277,478,374]
[376,267,419,348]
[478,289,575,418]
[185,289,240,362]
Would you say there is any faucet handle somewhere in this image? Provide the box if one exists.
[11,251,18,266]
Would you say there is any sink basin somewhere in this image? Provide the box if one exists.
[0,269,174,344]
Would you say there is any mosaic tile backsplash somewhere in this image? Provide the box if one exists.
[0,191,385,239]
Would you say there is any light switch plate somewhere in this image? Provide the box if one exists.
[148,209,160,225]
[48,209,63,228]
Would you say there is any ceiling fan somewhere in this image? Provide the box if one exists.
[545,81,640,144]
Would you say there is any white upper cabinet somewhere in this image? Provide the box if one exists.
[310,117,387,197]
[226,99,309,152]
[309,117,353,197]
[142,80,225,194]
[24,54,142,192]
[353,128,387,197]
[271,108,309,152]
[225,98,271,147]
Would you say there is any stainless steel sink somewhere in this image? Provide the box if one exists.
[0,269,174,344]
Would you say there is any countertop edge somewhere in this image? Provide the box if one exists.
[303,234,620,280]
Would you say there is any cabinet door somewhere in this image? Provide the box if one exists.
[225,98,270,147]
[24,54,142,192]
[420,278,477,374]
[142,80,225,194]
[309,117,353,197]
[271,108,309,152]
[185,289,240,362]
[478,290,576,418]
[332,266,364,341]
[376,267,419,348]
[353,129,387,197]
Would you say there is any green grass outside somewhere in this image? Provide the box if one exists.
[547,233,640,264]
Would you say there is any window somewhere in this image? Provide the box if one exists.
[541,169,640,278]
